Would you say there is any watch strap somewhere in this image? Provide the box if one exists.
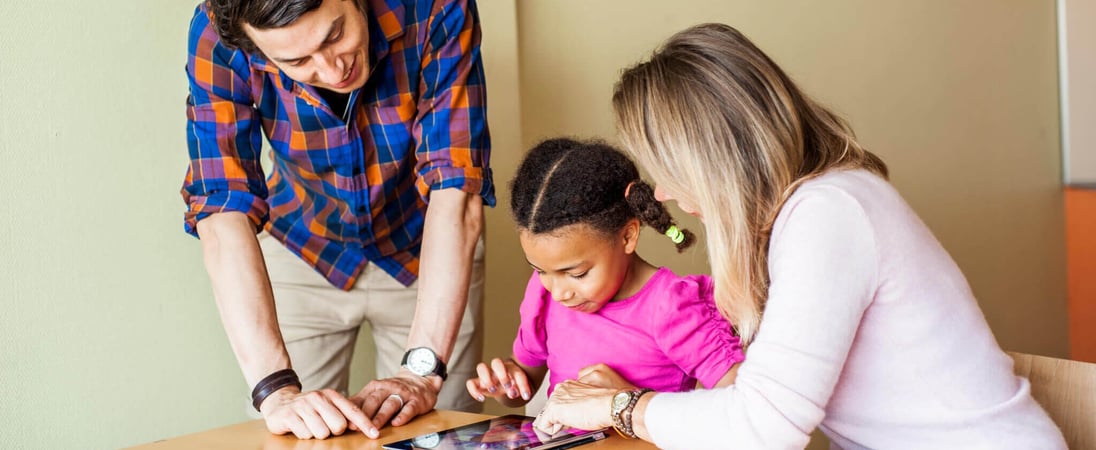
[611,388,652,439]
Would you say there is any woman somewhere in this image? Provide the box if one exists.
[532,23,1064,449]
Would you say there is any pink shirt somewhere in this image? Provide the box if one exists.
[645,170,1065,449]
[512,267,744,395]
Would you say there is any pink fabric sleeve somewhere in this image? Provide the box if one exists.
[511,273,550,368]
[654,275,745,389]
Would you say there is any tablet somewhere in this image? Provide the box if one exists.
[382,414,608,450]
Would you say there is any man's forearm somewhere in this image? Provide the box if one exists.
[196,212,290,388]
[406,189,484,364]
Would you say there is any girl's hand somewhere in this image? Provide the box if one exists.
[466,358,533,403]
[576,363,636,390]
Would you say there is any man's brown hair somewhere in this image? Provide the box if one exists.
[209,0,325,52]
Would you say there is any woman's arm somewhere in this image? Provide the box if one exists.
[640,187,878,449]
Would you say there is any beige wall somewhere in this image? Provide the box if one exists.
[511,0,1069,360]
[1062,0,1096,183]
[0,0,1068,448]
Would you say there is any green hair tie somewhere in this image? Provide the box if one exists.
[665,225,685,244]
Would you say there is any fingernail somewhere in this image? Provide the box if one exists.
[522,392,530,400]
[487,386,497,393]
[367,428,378,439]
[477,395,485,402]
[503,383,512,389]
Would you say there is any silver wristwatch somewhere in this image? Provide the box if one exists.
[401,347,448,380]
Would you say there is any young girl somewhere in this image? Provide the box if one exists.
[465,138,745,409]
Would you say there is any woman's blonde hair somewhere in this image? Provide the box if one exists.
[612,23,888,344]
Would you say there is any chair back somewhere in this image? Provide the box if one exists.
[1009,351,1096,449]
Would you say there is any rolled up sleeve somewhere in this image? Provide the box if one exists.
[180,5,269,238]
[412,0,495,207]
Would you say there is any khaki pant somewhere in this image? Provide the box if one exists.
[258,233,484,413]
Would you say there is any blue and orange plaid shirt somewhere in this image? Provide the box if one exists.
[181,0,494,290]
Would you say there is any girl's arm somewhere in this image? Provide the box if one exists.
[712,363,740,388]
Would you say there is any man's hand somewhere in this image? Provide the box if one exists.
[259,387,375,439]
[353,369,441,430]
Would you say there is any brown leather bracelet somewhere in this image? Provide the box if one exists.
[251,369,302,412]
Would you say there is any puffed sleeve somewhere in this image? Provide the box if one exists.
[653,274,745,389]
[512,272,550,367]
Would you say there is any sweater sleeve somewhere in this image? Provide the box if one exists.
[645,186,879,450]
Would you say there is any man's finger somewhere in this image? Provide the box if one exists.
[294,406,328,439]
[304,391,346,437]
[284,414,311,439]
[370,393,404,428]
[358,387,388,418]
[325,390,378,438]
[390,397,419,427]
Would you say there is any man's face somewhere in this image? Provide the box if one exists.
[244,0,370,93]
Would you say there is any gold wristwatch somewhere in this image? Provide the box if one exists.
[610,388,652,439]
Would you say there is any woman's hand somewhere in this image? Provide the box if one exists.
[534,380,618,433]
[534,363,637,434]
[466,358,533,404]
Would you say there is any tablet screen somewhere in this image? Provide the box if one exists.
[382,414,607,450]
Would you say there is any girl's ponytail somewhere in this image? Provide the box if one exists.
[625,180,696,252]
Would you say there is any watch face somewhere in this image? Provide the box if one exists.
[611,391,631,413]
[411,432,441,448]
[406,348,437,375]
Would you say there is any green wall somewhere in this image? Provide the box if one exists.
[0,1,250,448]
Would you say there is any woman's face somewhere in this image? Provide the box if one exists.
[518,223,638,314]
[654,185,702,220]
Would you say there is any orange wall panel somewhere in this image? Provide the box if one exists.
[1066,187,1096,363]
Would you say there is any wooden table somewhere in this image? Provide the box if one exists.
[127,410,656,449]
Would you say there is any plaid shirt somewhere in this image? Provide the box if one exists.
[181,0,494,290]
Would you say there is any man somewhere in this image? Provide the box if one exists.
[180,0,493,440]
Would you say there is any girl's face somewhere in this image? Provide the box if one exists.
[519,222,640,314]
